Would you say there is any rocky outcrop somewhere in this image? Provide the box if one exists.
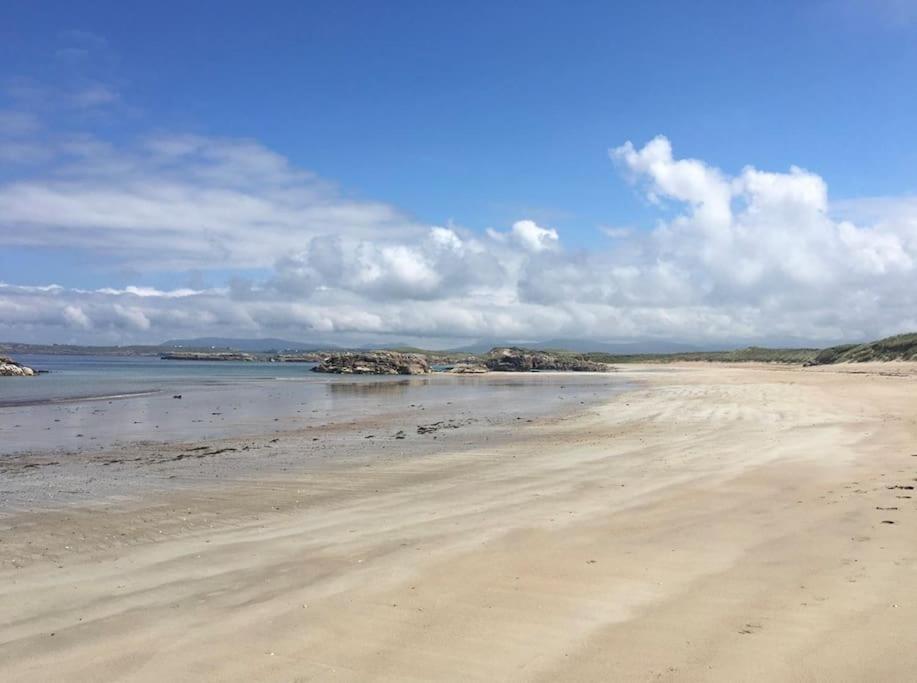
[447,362,490,374]
[160,352,254,361]
[0,356,35,377]
[269,353,323,362]
[312,351,432,375]
[483,347,609,372]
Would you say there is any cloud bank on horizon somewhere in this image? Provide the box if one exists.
[2,128,916,347]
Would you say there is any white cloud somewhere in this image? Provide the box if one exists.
[0,134,424,269]
[599,225,632,239]
[487,219,559,253]
[62,305,91,329]
[2,135,917,346]
[271,226,505,301]
[510,220,559,252]
[613,135,733,234]
[70,83,120,108]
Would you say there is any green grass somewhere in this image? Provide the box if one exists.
[810,333,917,364]
[580,347,820,364]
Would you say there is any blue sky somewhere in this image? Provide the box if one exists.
[2,1,917,346]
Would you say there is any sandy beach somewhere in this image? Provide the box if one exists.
[1,363,916,681]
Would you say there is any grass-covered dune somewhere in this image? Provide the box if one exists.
[809,333,917,365]
[584,333,917,366]
[580,347,820,364]
[427,334,917,367]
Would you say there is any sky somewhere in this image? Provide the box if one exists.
[1,0,917,348]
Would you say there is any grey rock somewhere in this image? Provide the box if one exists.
[483,347,609,372]
[447,363,490,374]
[313,351,432,375]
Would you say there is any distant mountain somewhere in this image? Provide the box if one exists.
[0,342,166,357]
[162,337,339,352]
[446,338,720,355]
[535,338,719,354]
[440,339,510,354]
[353,341,422,351]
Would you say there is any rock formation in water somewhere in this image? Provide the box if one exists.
[0,356,35,376]
[313,351,432,375]
[483,347,609,372]
[160,352,255,361]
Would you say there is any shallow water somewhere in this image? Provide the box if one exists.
[0,355,625,455]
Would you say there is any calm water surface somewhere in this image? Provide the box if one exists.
[0,355,625,455]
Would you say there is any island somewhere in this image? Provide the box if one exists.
[160,351,255,361]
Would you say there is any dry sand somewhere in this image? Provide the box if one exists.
[1,363,915,681]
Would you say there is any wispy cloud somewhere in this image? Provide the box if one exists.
[598,225,632,239]
[70,83,119,108]
[827,0,917,29]
[0,133,424,270]
[0,110,41,136]
[58,29,110,50]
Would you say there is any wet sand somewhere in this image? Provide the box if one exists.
[1,363,916,681]
[0,373,622,511]
[0,368,619,457]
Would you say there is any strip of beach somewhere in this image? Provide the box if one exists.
[1,362,916,681]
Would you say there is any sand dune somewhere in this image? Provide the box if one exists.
[1,364,915,681]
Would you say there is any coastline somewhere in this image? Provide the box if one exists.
[0,371,624,511]
[1,363,915,680]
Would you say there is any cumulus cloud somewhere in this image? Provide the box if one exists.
[2,135,917,345]
[487,220,560,253]
[610,137,914,297]
[62,305,91,329]
[271,227,507,301]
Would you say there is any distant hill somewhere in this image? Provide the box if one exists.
[447,338,717,355]
[810,333,917,364]
[538,338,717,354]
[7,333,916,364]
[162,337,339,352]
[0,342,166,357]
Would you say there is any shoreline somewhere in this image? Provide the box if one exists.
[0,371,627,513]
[1,363,915,680]
[0,389,162,409]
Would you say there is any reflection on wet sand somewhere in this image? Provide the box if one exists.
[1,368,624,457]
[327,379,421,395]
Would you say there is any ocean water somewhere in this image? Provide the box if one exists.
[0,355,623,455]
[0,354,327,406]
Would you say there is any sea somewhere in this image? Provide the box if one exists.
[0,355,624,456]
